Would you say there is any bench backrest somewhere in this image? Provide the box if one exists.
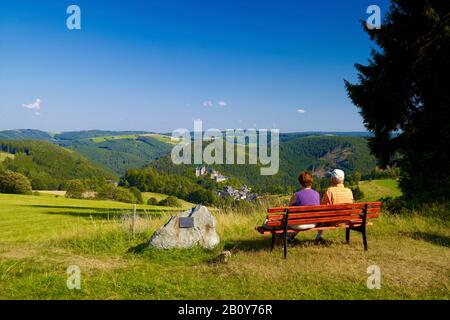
[265,202,382,228]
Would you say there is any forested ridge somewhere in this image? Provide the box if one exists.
[0,140,115,189]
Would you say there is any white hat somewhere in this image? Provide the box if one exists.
[330,169,345,182]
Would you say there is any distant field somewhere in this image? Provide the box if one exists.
[88,133,177,144]
[0,151,14,162]
[35,190,67,196]
[141,133,180,145]
[0,182,448,299]
[359,179,402,201]
[88,135,138,143]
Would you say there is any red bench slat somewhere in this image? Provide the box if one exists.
[267,202,382,213]
[265,213,379,228]
[265,207,380,221]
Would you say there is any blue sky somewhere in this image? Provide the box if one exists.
[0,0,390,133]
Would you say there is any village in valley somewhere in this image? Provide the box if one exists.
[195,166,258,201]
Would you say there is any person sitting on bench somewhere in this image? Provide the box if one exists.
[285,171,320,240]
[316,169,354,242]
[289,171,320,207]
[262,171,319,235]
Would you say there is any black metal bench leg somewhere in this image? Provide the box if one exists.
[283,208,289,259]
[346,228,350,244]
[271,233,276,251]
[362,204,368,251]
[283,232,288,259]
[362,228,368,251]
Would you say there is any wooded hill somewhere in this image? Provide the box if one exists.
[57,136,173,175]
[0,130,173,175]
[0,140,116,190]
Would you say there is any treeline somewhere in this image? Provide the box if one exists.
[120,167,219,205]
[0,129,53,141]
[362,167,400,180]
[0,140,116,190]
[54,130,150,141]
[120,167,255,208]
[64,178,144,204]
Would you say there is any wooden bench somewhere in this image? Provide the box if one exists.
[256,202,382,258]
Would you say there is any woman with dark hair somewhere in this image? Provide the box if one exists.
[289,171,320,207]
[283,172,321,241]
[263,172,320,238]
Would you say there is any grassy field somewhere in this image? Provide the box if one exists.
[0,151,14,163]
[88,135,139,143]
[359,179,403,201]
[0,186,448,299]
[141,133,180,145]
[87,133,178,144]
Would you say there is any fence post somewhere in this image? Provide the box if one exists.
[131,204,137,237]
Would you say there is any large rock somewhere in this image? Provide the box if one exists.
[149,205,220,249]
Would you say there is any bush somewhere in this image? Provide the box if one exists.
[65,179,86,199]
[380,196,409,214]
[147,197,159,206]
[351,186,365,201]
[130,187,144,204]
[187,189,216,205]
[159,196,181,207]
[96,184,135,203]
[113,187,136,204]
[380,196,449,219]
[0,170,32,195]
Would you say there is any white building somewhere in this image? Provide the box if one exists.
[214,175,228,183]
[195,166,207,177]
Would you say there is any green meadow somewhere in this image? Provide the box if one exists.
[88,133,177,144]
[0,183,449,300]
[89,135,140,143]
[359,179,403,202]
[0,152,14,163]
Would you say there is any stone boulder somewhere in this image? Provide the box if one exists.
[148,205,220,249]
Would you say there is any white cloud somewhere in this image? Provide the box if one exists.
[218,101,227,107]
[297,108,306,113]
[203,100,213,107]
[22,98,41,111]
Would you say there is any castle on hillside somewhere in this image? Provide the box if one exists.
[195,166,228,183]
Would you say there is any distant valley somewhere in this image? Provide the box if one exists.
[0,129,378,194]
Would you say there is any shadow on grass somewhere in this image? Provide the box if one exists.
[128,242,148,254]
[223,237,335,252]
[127,241,217,265]
[28,204,170,213]
[400,231,450,248]
[42,210,163,220]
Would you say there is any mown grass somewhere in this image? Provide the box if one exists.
[359,179,403,201]
[142,133,180,145]
[87,133,177,144]
[0,190,448,300]
[88,135,139,143]
[0,151,14,162]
